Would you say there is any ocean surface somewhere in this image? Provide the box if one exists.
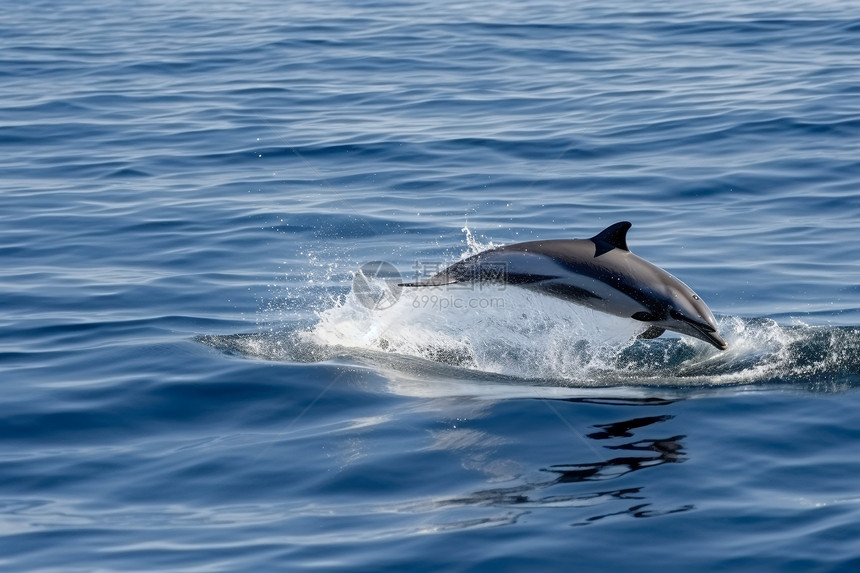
[2,0,860,570]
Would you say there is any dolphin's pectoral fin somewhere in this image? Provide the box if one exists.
[632,309,666,339]
[637,326,666,340]
[591,221,632,257]
[631,311,660,322]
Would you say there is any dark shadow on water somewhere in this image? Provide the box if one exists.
[547,433,684,482]
[438,405,693,528]
[559,396,679,406]
[198,320,860,391]
[573,501,695,526]
[587,415,674,439]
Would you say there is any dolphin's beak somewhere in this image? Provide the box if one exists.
[669,309,729,351]
[702,329,728,351]
[692,323,728,351]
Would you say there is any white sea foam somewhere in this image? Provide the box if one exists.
[229,229,860,390]
[302,228,662,383]
[306,282,648,381]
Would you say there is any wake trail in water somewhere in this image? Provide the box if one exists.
[302,284,859,386]
[200,229,860,390]
[201,310,860,390]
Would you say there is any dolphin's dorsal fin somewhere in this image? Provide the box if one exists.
[591,221,631,256]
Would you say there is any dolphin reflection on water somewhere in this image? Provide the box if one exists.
[400,222,727,350]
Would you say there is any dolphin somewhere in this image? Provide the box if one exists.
[399,222,727,350]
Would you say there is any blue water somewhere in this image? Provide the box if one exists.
[3,0,860,570]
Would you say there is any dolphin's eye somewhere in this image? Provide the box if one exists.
[692,294,700,300]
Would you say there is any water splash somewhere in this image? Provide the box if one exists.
[306,283,647,379]
[202,228,860,390]
[202,314,860,391]
[461,225,497,257]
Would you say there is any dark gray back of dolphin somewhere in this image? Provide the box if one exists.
[400,222,727,350]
